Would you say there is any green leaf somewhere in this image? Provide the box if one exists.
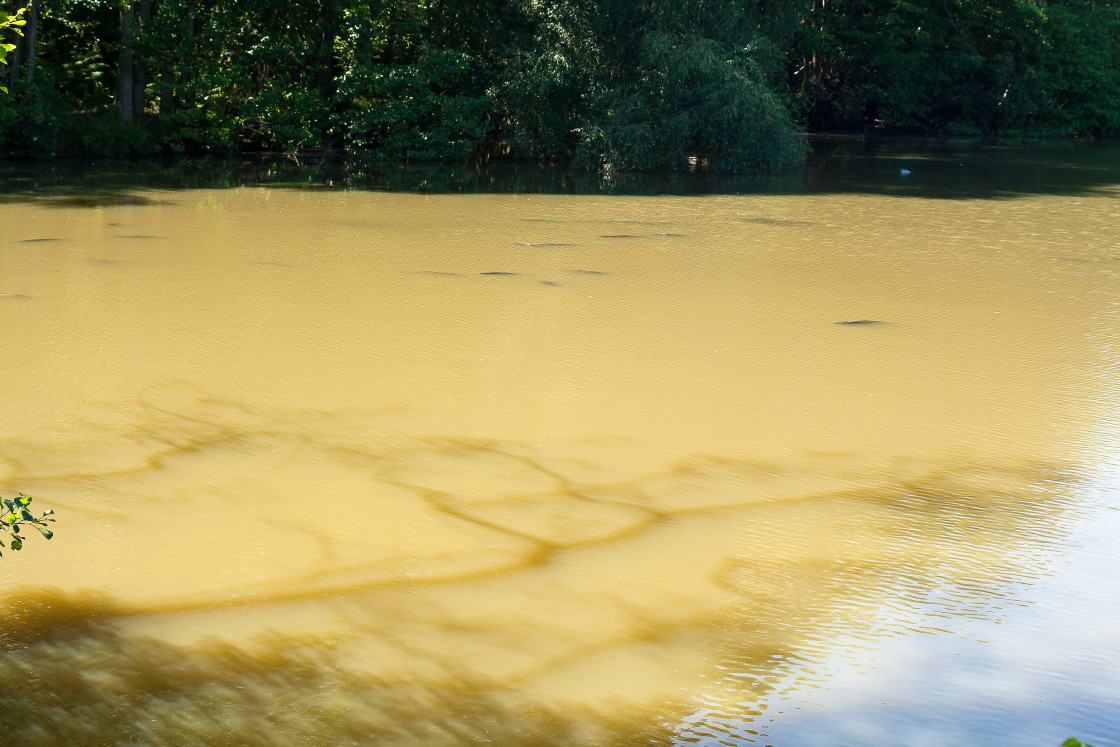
[17,495,31,506]
[19,509,33,521]
[43,509,54,516]
[10,538,22,551]
[36,527,52,540]
[5,513,16,525]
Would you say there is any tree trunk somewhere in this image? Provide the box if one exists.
[313,0,339,98]
[131,0,152,119]
[174,0,196,111]
[23,0,37,84]
[117,3,136,121]
[157,0,177,114]
[159,60,174,114]
[6,28,20,91]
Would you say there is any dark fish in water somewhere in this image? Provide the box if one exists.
[539,280,565,287]
[515,242,577,247]
[0,293,31,299]
[481,271,519,276]
[18,238,64,243]
[836,319,884,325]
[741,218,812,226]
[566,269,608,275]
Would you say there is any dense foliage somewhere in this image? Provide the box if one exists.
[798,0,1120,137]
[1,0,1118,169]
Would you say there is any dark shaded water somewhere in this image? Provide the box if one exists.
[5,135,1120,201]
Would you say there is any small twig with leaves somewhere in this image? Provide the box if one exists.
[0,8,27,72]
[1,493,55,556]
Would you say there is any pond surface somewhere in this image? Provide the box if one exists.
[1,139,1119,745]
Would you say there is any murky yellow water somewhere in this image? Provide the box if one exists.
[1,178,1118,744]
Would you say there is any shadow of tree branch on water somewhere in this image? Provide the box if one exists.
[0,589,679,747]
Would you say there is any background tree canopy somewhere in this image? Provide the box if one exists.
[0,0,1118,169]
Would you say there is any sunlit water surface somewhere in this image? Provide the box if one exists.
[1,141,1119,745]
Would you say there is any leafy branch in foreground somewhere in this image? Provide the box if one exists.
[1,493,55,556]
[0,8,27,91]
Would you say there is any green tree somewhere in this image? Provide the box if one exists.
[333,0,490,160]
[792,0,1120,136]
[1036,0,1120,136]
[571,0,806,171]
[579,30,806,172]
